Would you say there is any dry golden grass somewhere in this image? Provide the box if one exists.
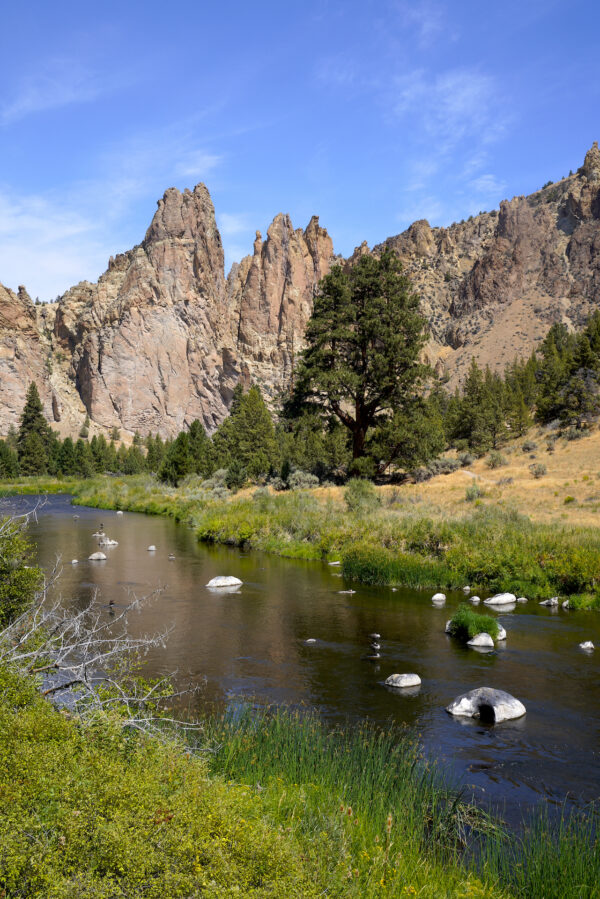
[311,427,600,527]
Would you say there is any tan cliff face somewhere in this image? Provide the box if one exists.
[0,143,599,437]
[375,141,600,384]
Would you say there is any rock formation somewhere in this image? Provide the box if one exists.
[0,143,599,437]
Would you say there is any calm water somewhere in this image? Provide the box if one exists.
[4,494,600,820]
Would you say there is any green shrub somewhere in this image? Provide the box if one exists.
[486,451,507,469]
[458,451,476,467]
[344,478,380,514]
[288,469,319,490]
[465,482,482,502]
[564,495,576,504]
[530,463,547,479]
[447,604,499,642]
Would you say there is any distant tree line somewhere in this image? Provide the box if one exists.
[2,271,600,486]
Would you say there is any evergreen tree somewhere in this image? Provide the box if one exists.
[17,383,51,471]
[213,385,278,479]
[18,432,47,475]
[5,425,18,452]
[74,439,95,478]
[57,437,77,475]
[289,250,430,465]
[79,414,90,439]
[0,440,19,477]
[121,445,146,475]
[188,420,215,477]
[145,434,166,472]
[106,440,118,473]
[158,433,193,486]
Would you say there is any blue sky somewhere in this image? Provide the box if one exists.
[0,0,598,300]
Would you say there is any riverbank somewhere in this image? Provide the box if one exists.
[4,657,600,898]
[0,660,505,898]
[1,472,600,607]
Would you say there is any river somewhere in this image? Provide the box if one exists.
[4,493,600,823]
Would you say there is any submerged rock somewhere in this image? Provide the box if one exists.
[206,575,243,588]
[385,673,421,688]
[484,593,516,606]
[467,632,494,648]
[446,687,526,723]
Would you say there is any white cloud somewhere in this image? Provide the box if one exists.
[0,58,107,126]
[396,195,445,228]
[394,1,447,48]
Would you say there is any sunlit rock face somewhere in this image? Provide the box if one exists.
[1,145,600,437]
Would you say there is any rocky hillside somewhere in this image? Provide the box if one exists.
[1,143,599,437]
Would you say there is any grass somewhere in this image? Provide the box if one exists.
[4,471,600,605]
[0,661,504,898]
[448,604,499,642]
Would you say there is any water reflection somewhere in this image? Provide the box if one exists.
[3,493,600,822]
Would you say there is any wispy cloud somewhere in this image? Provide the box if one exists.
[393,1,448,48]
[218,212,250,236]
[470,173,506,196]
[0,58,108,126]
[0,121,226,299]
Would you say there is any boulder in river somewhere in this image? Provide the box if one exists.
[71,559,78,565]
[469,595,481,604]
[445,620,452,633]
[116,510,124,515]
[148,545,156,552]
[462,586,471,595]
[497,625,507,640]
[484,593,516,606]
[305,638,316,644]
[89,552,107,561]
[467,632,494,648]
[206,576,243,588]
[431,592,446,603]
[517,596,528,603]
[539,597,559,607]
[446,687,526,723]
[385,673,421,688]
[579,641,595,651]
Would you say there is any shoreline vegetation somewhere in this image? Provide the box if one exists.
[1,471,599,609]
[1,486,600,894]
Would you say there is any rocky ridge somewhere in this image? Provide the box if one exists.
[0,143,599,437]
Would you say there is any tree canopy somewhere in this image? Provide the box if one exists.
[288,249,431,470]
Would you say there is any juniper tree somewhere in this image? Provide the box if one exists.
[288,250,430,468]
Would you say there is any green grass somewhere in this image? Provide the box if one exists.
[4,474,600,603]
[448,605,499,642]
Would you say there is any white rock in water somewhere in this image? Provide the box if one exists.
[206,576,243,588]
[462,586,471,595]
[445,620,452,633]
[469,595,481,604]
[116,510,124,515]
[89,552,107,561]
[562,600,570,610]
[539,597,559,607]
[328,561,341,566]
[92,531,105,538]
[71,559,78,565]
[305,638,316,644]
[385,673,421,688]
[467,632,494,648]
[432,592,446,603]
[148,545,156,552]
[446,687,526,723]
[579,641,595,651]
[517,596,528,603]
[484,593,516,606]
[497,625,507,640]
